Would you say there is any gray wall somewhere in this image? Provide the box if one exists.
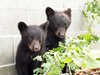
[0,0,100,75]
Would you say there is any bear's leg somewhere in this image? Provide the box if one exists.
[16,63,29,75]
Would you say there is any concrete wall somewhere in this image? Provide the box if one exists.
[0,0,100,75]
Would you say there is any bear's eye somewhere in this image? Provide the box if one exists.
[29,36,34,40]
[64,23,68,27]
[56,23,60,27]
[64,23,66,27]
[38,36,41,40]
[38,36,41,42]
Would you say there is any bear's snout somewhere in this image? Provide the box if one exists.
[59,33,64,38]
[56,27,65,38]
[29,40,41,52]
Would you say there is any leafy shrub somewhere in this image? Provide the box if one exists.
[82,0,100,33]
[33,33,100,75]
[33,0,100,75]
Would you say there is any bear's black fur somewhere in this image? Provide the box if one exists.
[15,21,49,75]
[45,7,72,50]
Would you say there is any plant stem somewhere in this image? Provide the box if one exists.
[81,19,85,29]
[67,63,72,75]
[54,53,63,74]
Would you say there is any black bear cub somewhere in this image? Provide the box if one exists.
[16,21,49,75]
[45,7,71,50]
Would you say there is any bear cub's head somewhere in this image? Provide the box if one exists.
[46,7,71,38]
[18,21,49,52]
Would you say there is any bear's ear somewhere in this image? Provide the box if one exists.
[40,21,49,31]
[18,22,27,33]
[46,7,55,16]
[64,8,71,17]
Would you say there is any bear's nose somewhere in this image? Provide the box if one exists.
[60,34,64,38]
[34,46,39,51]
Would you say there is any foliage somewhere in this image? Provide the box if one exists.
[33,0,100,75]
[82,0,100,33]
[33,33,100,75]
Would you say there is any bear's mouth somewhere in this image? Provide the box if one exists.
[33,48,40,52]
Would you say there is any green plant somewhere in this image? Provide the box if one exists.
[33,0,100,75]
[82,0,100,33]
[33,33,100,75]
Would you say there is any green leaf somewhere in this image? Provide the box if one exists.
[85,3,88,5]
[34,68,42,74]
[64,57,72,63]
[33,55,42,61]
[87,57,100,69]
[92,34,100,43]
[65,37,71,46]
[42,62,51,68]
[47,64,61,75]
[60,63,65,69]
[53,46,64,52]
[73,57,85,67]
[81,62,86,68]
[82,11,88,18]
[49,50,55,53]
[96,58,100,61]
[69,62,77,71]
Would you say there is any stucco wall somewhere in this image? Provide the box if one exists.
[0,0,100,75]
